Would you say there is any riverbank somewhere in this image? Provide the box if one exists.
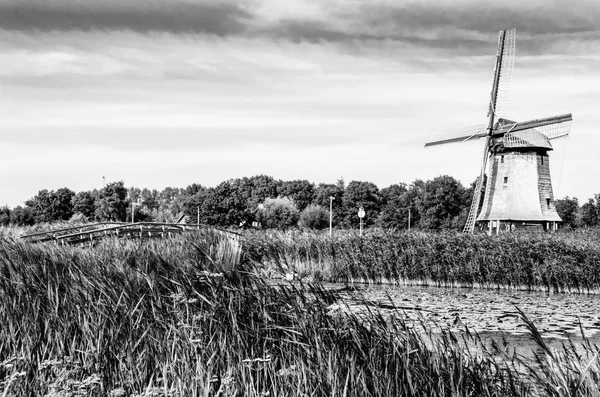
[242,229,600,293]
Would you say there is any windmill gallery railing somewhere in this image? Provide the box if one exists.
[20,222,240,246]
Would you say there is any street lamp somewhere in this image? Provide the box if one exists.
[329,196,335,236]
[130,190,141,223]
[402,207,411,231]
[131,200,140,223]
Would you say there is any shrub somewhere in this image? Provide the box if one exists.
[298,204,329,230]
[69,212,89,223]
[257,197,300,229]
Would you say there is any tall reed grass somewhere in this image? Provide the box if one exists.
[241,229,600,292]
[1,229,600,396]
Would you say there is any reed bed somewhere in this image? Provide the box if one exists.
[1,229,600,396]
[241,229,600,293]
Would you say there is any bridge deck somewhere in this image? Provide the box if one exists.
[20,222,239,245]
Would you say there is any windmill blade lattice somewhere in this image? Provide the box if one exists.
[503,120,571,148]
[425,124,487,147]
[489,28,516,119]
[538,119,571,140]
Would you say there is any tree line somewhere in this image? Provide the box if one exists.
[0,175,597,231]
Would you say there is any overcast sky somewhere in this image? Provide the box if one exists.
[1,0,599,207]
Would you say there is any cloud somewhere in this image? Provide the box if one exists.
[0,0,251,35]
[258,1,600,56]
[2,0,598,57]
[355,1,600,37]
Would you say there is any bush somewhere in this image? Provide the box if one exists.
[69,212,89,223]
[298,204,329,230]
[257,197,300,229]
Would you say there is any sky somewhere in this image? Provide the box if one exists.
[1,0,599,207]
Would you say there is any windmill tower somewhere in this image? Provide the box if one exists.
[425,29,572,234]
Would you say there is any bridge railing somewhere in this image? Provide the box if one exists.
[20,222,240,246]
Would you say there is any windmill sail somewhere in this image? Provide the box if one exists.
[425,124,487,147]
[500,114,572,148]
[465,30,516,233]
[494,114,572,136]
[489,29,516,119]
[538,119,572,140]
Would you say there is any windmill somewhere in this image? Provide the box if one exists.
[425,29,572,234]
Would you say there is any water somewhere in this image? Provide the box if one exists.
[325,282,600,357]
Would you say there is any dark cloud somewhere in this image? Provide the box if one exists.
[356,2,600,37]
[0,0,251,35]
[1,0,597,56]
[262,1,600,55]
[263,18,488,49]
[264,18,490,54]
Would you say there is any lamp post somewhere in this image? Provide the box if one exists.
[102,176,105,188]
[402,207,411,231]
[131,197,141,223]
[329,196,335,237]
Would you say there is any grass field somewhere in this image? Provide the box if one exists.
[2,228,600,396]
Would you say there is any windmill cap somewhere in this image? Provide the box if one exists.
[502,128,553,150]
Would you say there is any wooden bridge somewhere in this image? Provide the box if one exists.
[20,222,238,246]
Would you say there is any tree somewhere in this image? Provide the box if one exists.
[10,206,35,226]
[340,181,381,227]
[377,183,409,229]
[206,182,247,227]
[183,188,219,225]
[402,180,425,229]
[125,204,152,223]
[577,198,598,227]
[51,188,76,221]
[185,183,204,196]
[140,188,160,212]
[25,189,53,223]
[190,175,279,228]
[556,196,579,229]
[154,187,186,220]
[242,175,279,212]
[312,179,344,227]
[0,206,10,226]
[313,183,344,212]
[95,181,128,221]
[257,197,299,229]
[26,188,75,223]
[277,180,315,211]
[124,187,154,222]
[418,175,469,230]
[71,191,96,219]
[298,204,329,230]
